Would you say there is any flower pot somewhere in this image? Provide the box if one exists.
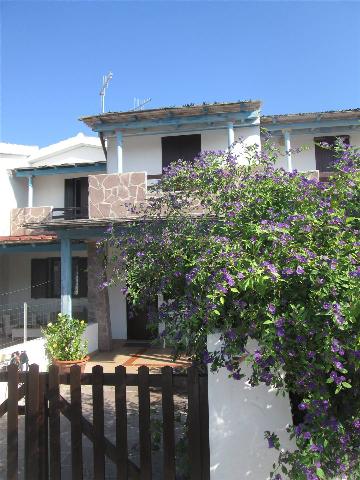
[52,356,89,376]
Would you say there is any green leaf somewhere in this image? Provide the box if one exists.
[342,382,352,388]
[263,320,273,325]
[220,297,225,305]
[230,287,239,292]
[316,468,326,479]
[214,310,221,316]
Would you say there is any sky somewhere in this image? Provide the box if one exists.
[1,0,360,147]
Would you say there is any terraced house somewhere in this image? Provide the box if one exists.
[0,101,359,351]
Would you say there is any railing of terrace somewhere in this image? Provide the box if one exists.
[0,301,88,350]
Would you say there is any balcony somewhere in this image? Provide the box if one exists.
[51,207,89,221]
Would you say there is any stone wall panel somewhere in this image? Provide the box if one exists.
[89,172,147,219]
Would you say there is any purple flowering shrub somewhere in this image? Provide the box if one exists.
[103,137,360,479]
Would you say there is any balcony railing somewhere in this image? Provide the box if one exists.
[51,207,89,220]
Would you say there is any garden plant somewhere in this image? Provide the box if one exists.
[101,135,360,480]
[42,313,88,362]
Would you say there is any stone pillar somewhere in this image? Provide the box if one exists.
[87,242,112,351]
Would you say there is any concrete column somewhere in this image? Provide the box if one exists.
[283,130,293,172]
[207,334,294,480]
[227,122,235,149]
[27,176,33,208]
[60,237,72,317]
[106,131,123,174]
[87,242,112,351]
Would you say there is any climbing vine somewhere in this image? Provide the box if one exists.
[102,136,360,480]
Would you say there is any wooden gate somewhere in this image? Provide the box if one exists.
[0,363,210,480]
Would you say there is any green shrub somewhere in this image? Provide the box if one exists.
[42,314,88,361]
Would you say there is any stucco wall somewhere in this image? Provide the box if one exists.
[0,251,87,309]
[33,172,93,209]
[207,334,294,480]
[273,130,360,171]
[119,126,261,174]
[30,145,104,167]
[0,155,29,235]
[0,250,127,340]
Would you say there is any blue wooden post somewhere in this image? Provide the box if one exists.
[283,130,293,172]
[27,175,33,207]
[227,122,234,149]
[61,237,72,317]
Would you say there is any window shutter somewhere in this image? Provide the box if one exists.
[161,134,201,171]
[64,179,74,208]
[314,136,350,172]
[79,177,89,218]
[31,259,49,299]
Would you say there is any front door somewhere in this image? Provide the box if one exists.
[126,301,157,340]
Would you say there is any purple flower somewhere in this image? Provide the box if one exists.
[298,402,308,411]
[202,351,212,364]
[302,431,311,440]
[309,444,323,452]
[254,350,262,362]
[353,419,360,429]
[267,437,275,448]
[222,270,235,287]
[216,283,228,294]
[267,303,276,315]
[296,265,305,275]
[333,359,344,370]
[323,302,331,310]
[226,329,237,341]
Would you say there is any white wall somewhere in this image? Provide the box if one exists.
[0,251,87,311]
[207,334,294,480]
[33,172,92,209]
[115,126,261,174]
[31,145,104,167]
[108,285,127,339]
[0,324,99,404]
[273,130,360,171]
[0,154,30,235]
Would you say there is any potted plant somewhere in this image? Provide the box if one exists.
[42,313,89,375]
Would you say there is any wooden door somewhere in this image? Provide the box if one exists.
[126,301,157,340]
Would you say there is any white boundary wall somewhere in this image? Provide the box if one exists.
[207,334,294,480]
[0,323,98,404]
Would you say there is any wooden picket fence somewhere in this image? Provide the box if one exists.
[0,363,210,480]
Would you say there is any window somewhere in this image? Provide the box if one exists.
[64,177,89,219]
[31,257,88,299]
[314,136,349,172]
[161,134,201,171]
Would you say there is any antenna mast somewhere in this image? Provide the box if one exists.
[99,72,113,113]
[133,97,152,111]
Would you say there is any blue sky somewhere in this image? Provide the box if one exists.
[1,1,360,146]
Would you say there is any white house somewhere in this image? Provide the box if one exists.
[0,102,359,351]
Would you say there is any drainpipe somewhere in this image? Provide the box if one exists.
[27,175,33,208]
[283,130,293,172]
[227,122,235,149]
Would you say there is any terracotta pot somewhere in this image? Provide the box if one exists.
[52,356,89,375]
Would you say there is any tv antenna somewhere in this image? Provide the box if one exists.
[133,97,152,111]
[99,72,113,113]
